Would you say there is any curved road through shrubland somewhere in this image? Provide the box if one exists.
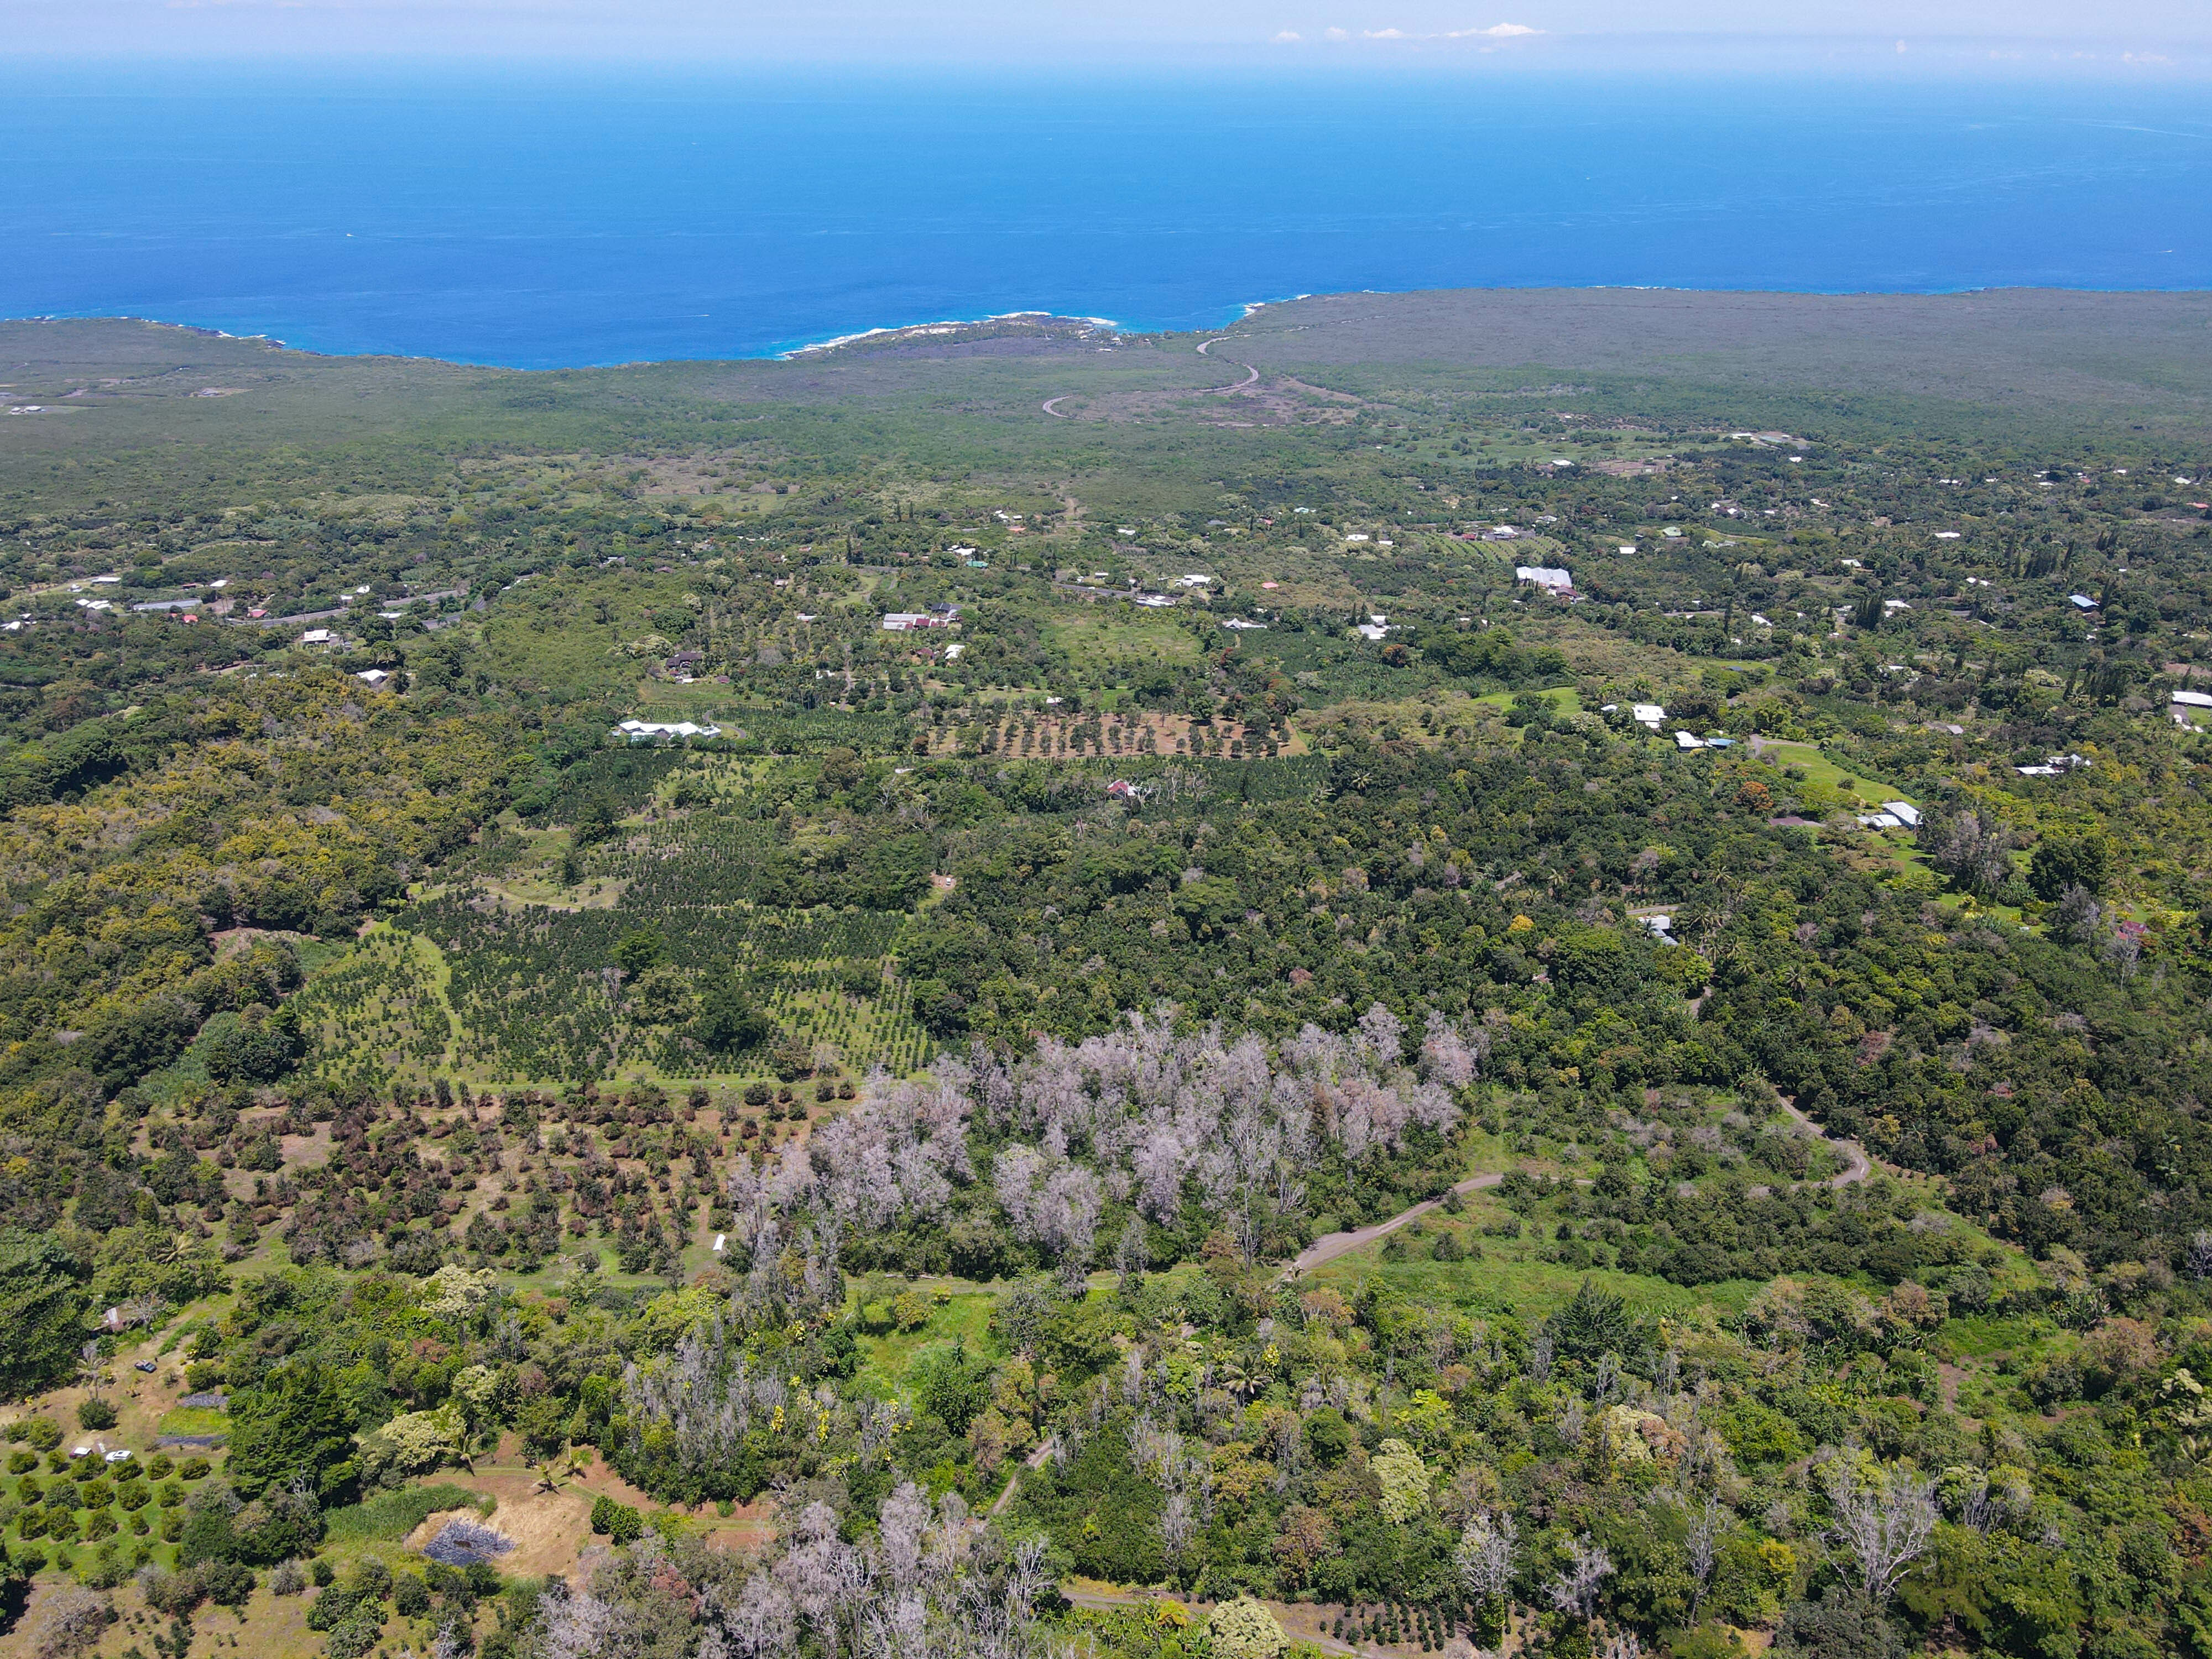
[1195,335,1261,392]
[1042,338,1256,418]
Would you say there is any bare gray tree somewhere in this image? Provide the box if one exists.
[1547,1534,1614,1621]
[29,1590,111,1659]
[1684,1496,1724,1614]
[533,1579,632,1659]
[1825,1465,1939,1601]
[1455,1510,1518,1607]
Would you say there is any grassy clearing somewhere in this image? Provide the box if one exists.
[1316,1230,1768,1323]
[324,1483,496,1543]
[154,1406,228,1437]
[1043,605,1202,665]
[1747,737,1908,808]
[853,1291,1001,1387]
[1468,685,1582,714]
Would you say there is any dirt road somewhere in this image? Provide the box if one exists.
[1781,1097,1872,1186]
[1283,1169,1506,1281]
[989,1435,1058,1517]
[1286,1095,1868,1284]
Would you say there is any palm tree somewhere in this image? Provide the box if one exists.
[76,1342,110,1404]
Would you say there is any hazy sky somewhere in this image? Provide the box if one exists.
[6,0,2206,66]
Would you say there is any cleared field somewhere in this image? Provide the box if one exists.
[1041,604,1202,665]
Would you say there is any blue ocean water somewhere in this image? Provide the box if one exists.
[4,67,2209,368]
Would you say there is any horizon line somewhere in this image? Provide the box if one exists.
[2,35,2209,74]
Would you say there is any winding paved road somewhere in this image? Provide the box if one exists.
[1194,335,1261,393]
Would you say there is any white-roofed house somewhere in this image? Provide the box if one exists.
[614,719,722,743]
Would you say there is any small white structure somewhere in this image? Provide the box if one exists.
[1631,703,1665,729]
[354,668,391,688]
[1176,573,1214,588]
[1221,618,1269,630]
[943,641,966,659]
[1881,801,1922,828]
[1344,533,1370,543]
[299,628,336,645]
[2171,689,2212,709]
[881,612,952,630]
[1618,544,1636,555]
[1858,812,1904,830]
[1133,594,1176,609]
[1515,566,1573,593]
[614,719,722,742]
[2069,594,2099,611]
[1639,915,1674,937]
[1675,731,1705,750]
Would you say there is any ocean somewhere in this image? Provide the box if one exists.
[4,66,2209,368]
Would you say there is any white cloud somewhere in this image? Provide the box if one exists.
[1272,28,1302,39]
[1446,20,1541,35]
[1324,24,1349,38]
[1364,26,1407,36]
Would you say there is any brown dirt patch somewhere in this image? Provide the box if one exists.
[698,1495,779,1556]
[407,1490,590,1580]
[398,1457,774,1578]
